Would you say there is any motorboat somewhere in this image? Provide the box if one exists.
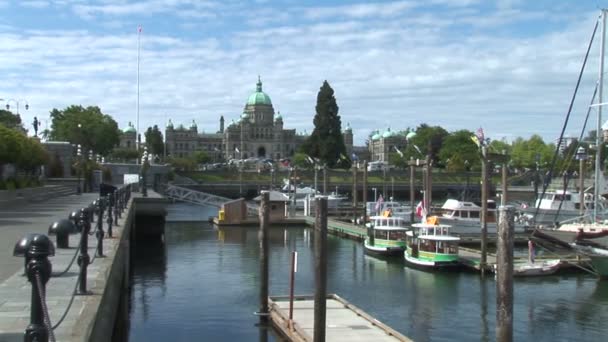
[439,199,530,234]
[404,219,461,269]
[364,215,409,256]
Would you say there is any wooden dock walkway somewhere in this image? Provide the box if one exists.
[302,216,366,241]
[268,294,412,342]
[458,246,587,272]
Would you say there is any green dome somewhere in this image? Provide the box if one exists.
[345,122,352,132]
[190,120,197,129]
[246,76,272,106]
[124,122,136,133]
[382,127,394,138]
[167,119,174,129]
[275,111,283,121]
[241,112,250,120]
[371,130,381,141]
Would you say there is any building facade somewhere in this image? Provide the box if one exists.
[164,77,354,161]
[368,127,407,162]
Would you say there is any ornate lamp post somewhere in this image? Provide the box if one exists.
[76,145,82,194]
[141,146,149,197]
[576,146,588,217]
[4,98,29,114]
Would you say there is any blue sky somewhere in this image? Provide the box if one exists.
[0,0,605,145]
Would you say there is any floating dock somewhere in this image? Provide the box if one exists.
[268,294,412,342]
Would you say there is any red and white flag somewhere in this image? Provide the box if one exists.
[475,127,484,143]
[415,201,426,217]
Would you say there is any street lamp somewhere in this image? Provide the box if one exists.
[4,98,29,114]
[141,146,149,197]
[76,145,82,194]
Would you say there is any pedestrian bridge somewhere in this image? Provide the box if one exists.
[164,184,258,215]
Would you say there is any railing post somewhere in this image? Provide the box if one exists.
[78,209,91,294]
[96,198,105,257]
[13,234,54,342]
[107,192,114,237]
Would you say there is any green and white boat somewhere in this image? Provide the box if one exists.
[364,216,409,256]
[405,222,461,269]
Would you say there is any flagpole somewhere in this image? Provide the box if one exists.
[136,24,141,154]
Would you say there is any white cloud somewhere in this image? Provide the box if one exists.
[0,1,602,146]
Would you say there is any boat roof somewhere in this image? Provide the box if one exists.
[370,215,408,221]
[441,199,482,210]
[405,231,460,241]
[411,223,452,228]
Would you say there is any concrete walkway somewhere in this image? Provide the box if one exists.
[0,193,99,282]
[0,191,135,341]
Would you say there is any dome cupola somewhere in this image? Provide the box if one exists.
[246,76,272,106]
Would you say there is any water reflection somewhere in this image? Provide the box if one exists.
[127,204,608,342]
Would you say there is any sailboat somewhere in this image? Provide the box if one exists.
[534,10,608,278]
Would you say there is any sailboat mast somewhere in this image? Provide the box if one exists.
[595,10,606,220]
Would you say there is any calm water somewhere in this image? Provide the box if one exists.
[127,204,608,342]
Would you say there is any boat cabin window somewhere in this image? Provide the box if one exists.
[420,240,437,253]
[374,230,388,240]
[389,230,406,241]
[436,241,458,254]
[469,211,479,218]
[554,194,571,201]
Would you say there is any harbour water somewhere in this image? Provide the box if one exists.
[127,204,608,341]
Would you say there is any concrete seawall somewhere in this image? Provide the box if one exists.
[0,191,167,342]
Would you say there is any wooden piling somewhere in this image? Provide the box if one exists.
[323,165,328,196]
[426,155,432,209]
[353,164,358,224]
[580,158,585,217]
[409,157,415,223]
[480,146,488,276]
[496,205,514,342]
[363,161,368,224]
[259,191,270,322]
[314,197,328,342]
[501,150,508,206]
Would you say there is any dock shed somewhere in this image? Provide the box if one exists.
[254,191,289,223]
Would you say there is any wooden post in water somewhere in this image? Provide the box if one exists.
[289,251,297,325]
[353,163,358,224]
[501,150,508,206]
[409,157,415,223]
[363,161,368,224]
[496,205,514,342]
[259,191,270,322]
[323,165,328,196]
[314,197,328,342]
[481,146,488,277]
[580,156,585,217]
[426,154,432,211]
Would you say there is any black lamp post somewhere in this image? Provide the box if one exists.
[76,144,82,194]
[141,146,149,197]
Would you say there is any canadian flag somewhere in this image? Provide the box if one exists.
[415,201,425,218]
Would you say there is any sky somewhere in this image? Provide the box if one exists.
[0,0,607,146]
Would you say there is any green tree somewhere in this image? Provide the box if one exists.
[438,129,479,170]
[510,135,554,170]
[0,110,23,131]
[49,105,120,155]
[192,151,211,165]
[145,125,164,156]
[405,124,448,163]
[300,81,350,169]
[292,152,311,169]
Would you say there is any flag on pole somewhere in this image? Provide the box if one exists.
[415,201,426,218]
[476,127,484,142]
[235,147,240,153]
[394,146,403,158]
[470,135,480,147]
[374,195,384,213]
[340,153,348,161]
[138,25,142,33]
[412,144,422,155]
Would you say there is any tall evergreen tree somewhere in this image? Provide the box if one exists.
[145,125,164,156]
[301,81,350,168]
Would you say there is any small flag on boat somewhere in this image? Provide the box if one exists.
[234,147,240,153]
[412,144,422,155]
[416,201,425,218]
[374,195,384,213]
